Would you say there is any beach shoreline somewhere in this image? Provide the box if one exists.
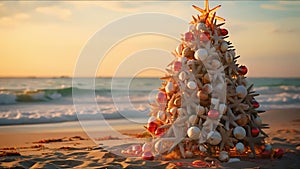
[0,109,299,168]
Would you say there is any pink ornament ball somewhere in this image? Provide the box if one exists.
[199,32,210,42]
[207,109,220,120]
[184,32,194,42]
[173,61,182,71]
[142,151,154,160]
[156,91,167,104]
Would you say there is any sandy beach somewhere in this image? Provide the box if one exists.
[0,109,299,169]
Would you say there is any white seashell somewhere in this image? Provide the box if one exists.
[219,151,229,162]
[178,71,187,81]
[236,85,247,98]
[233,126,246,140]
[211,59,221,69]
[157,111,166,121]
[199,145,207,152]
[187,81,197,90]
[202,84,213,94]
[220,41,228,52]
[142,142,152,152]
[148,116,157,123]
[254,116,262,126]
[211,98,220,110]
[189,24,196,32]
[187,126,201,140]
[207,131,222,145]
[165,81,174,93]
[194,48,208,61]
[189,115,198,124]
[176,44,183,55]
[170,107,177,115]
[196,22,206,31]
[197,105,205,116]
[219,104,227,114]
[235,142,245,154]
[154,140,169,154]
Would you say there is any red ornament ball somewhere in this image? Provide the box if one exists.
[142,151,154,160]
[173,61,182,71]
[220,28,228,36]
[251,127,260,137]
[238,65,248,75]
[207,109,220,120]
[252,100,260,109]
[199,32,210,42]
[261,150,271,158]
[184,32,194,42]
[156,91,167,104]
[274,148,284,159]
[147,121,158,133]
[154,127,165,137]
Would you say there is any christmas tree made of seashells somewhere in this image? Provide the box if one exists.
[141,0,270,161]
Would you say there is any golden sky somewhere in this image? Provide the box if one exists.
[1,1,300,77]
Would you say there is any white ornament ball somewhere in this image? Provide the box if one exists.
[235,142,245,154]
[196,22,206,31]
[199,145,207,152]
[219,151,229,162]
[189,115,198,124]
[142,143,152,152]
[236,85,248,98]
[220,41,228,52]
[147,116,157,124]
[197,105,206,115]
[254,116,262,126]
[165,81,174,93]
[194,48,208,61]
[154,140,168,154]
[233,126,246,140]
[207,131,222,145]
[187,81,197,90]
[187,126,201,140]
[157,111,166,121]
[179,71,187,81]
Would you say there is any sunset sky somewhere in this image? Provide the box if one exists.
[1,1,300,78]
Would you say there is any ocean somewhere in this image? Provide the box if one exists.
[0,77,299,126]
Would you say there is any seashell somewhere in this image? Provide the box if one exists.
[219,151,229,162]
[219,104,227,114]
[199,145,207,152]
[236,85,247,98]
[236,114,249,126]
[225,52,233,63]
[211,59,221,69]
[179,56,188,64]
[189,24,196,32]
[202,84,213,94]
[187,60,194,66]
[196,22,206,31]
[207,131,222,145]
[254,116,262,126]
[182,47,195,59]
[176,44,183,55]
[233,126,246,140]
[179,71,188,81]
[174,97,181,107]
[165,81,174,93]
[220,41,228,52]
[187,81,197,90]
[194,48,208,61]
[169,107,177,115]
[142,142,152,152]
[189,115,198,124]
[229,49,236,58]
[197,90,209,100]
[197,105,205,115]
[185,151,193,158]
[157,111,166,121]
[203,73,210,83]
[177,108,187,116]
[148,116,157,123]
[154,140,169,154]
[187,126,201,140]
[235,142,245,154]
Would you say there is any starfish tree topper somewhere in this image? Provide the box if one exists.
[192,0,225,24]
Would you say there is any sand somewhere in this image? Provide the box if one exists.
[0,109,299,169]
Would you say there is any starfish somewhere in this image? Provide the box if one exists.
[219,127,237,150]
[244,125,266,156]
[222,107,239,130]
[228,96,249,114]
[192,0,225,24]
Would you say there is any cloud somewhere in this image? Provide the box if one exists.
[35,6,71,20]
[0,13,30,27]
[260,1,300,11]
